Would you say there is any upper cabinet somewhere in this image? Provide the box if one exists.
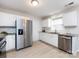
[0,12,16,26]
[63,11,78,27]
[42,19,52,27]
[0,12,29,27]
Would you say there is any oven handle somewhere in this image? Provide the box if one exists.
[0,41,7,49]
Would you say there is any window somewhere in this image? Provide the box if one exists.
[51,17,65,33]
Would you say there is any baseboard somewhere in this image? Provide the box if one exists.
[33,40,40,42]
[39,40,58,48]
[6,49,15,53]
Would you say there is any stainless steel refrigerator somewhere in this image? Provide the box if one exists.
[15,19,32,50]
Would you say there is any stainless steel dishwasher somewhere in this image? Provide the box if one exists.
[58,35,72,54]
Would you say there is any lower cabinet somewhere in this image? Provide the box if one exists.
[39,32,58,47]
[5,35,15,51]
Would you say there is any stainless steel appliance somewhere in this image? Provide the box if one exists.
[58,35,72,54]
[15,19,32,50]
[0,38,6,58]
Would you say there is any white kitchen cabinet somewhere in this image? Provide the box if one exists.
[72,36,79,55]
[0,12,16,26]
[5,35,15,51]
[42,19,52,27]
[63,11,78,27]
[39,32,58,47]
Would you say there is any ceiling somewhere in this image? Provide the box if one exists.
[0,0,79,17]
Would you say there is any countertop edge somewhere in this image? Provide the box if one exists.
[40,32,79,37]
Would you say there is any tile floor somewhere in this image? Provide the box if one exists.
[6,41,79,58]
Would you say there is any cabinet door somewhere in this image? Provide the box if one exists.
[39,33,47,41]
[42,19,51,27]
[0,13,16,26]
[6,35,15,51]
[39,33,43,40]
[40,33,58,47]
[63,11,77,27]
[47,34,58,47]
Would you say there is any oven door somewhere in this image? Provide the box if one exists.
[0,38,6,58]
[0,41,6,51]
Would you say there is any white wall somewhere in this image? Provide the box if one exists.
[31,17,42,41]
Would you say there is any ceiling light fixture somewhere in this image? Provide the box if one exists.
[31,0,39,6]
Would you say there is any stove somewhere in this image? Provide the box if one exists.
[0,38,6,58]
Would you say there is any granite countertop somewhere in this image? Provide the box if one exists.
[7,33,15,35]
[40,32,79,37]
[40,31,58,34]
[0,33,15,35]
[58,33,79,37]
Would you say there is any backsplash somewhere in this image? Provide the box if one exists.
[42,27,66,34]
[41,25,79,34]
[0,28,15,33]
[65,27,79,34]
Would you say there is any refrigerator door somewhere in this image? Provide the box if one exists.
[15,19,24,50]
[24,20,32,47]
